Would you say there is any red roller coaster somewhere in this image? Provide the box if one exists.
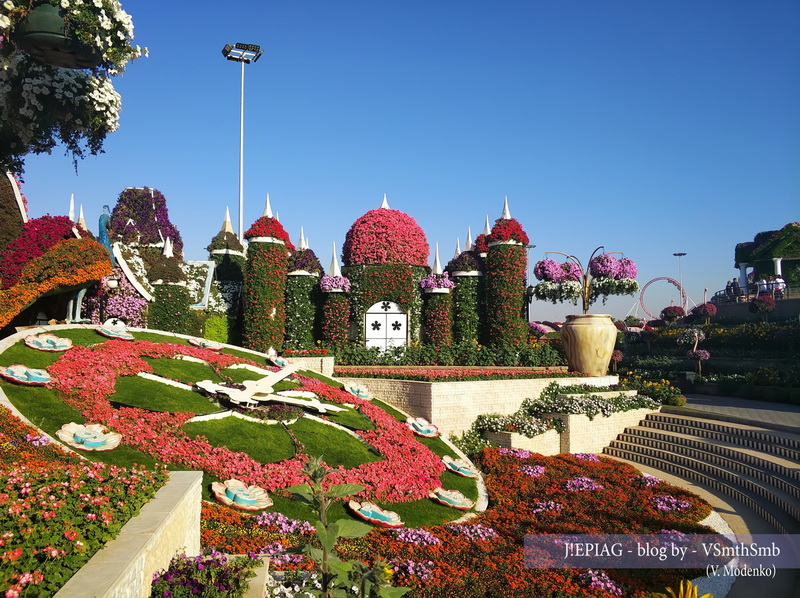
[638,277,687,320]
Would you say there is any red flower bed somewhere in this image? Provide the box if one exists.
[342,208,429,266]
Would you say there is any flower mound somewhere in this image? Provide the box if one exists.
[342,208,429,266]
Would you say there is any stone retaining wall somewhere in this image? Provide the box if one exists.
[338,375,618,436]
[483,408,658,455]
[54,471,202,598]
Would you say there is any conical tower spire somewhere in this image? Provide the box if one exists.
[263,193,273,218]
[500,195,511,219]
[432,243,442,275]
[483,215,491,236]
[221,206,235,234]
[68,193,75,222]
[454,238,462,258]
[77,205,87,230]
[298,227,308,250]
[465,226,473,251]
[328,242,342,277]
[163,236,174,258]
[380,193,390,209]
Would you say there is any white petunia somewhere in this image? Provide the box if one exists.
[3,1,15,11]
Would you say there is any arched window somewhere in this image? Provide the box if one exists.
[364,301,407,350]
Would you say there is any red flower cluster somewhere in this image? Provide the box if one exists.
[342,209,429,266]
[322,293,350,344]
[0,215,87,288]
[244,216,295,251]
[422,293,452,347]
[486,218,530,246]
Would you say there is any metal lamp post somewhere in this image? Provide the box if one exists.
[221,42,263,240]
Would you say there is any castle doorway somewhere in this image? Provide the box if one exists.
[365,301,407,350]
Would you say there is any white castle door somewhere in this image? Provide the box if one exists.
[365,301,407,350]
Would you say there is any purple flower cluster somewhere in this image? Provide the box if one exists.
[687,349,711,361]
[445,523,499,541]
[528,321,550,338]
[392,559,435,581]
[25,432,49,447]
[419,272,455,289]
[531,500,563,514]
[589,254,637,280]
[578,569,623,597]
[499,447,532,458]
[564,477,604,491]
[261,542,305,566]
[573,453,601,462]
[319,274,350,292]
[651,495,691,511]
[533,259,582,282]
[392,527,441,545]
[659,529,690,543]
[518,464,546,477]
[633,474,661,488]
[256,512,314,534]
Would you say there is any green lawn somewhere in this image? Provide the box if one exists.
[145,357,223,385]
[289,418,382,469]
[0,341,60,369]
[182,417,296,463]
[323,406,375,431]
[371,399,406,422]
[50,328,109,346]
[113,376,221,415]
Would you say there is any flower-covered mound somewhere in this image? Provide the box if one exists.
[56,422,123,452]
[212,479,273,511]
[205,450,714,597]
[342,208,429,266]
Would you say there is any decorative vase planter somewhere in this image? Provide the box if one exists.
[13,4,102,69]
[560,314,617,377]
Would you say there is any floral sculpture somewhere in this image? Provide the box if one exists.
[341,207,429,266]
[319,274,351,292]
[347,500,404,528]
[211,479,273,511]
[56,422,122,451]
[406,417,439,438]
[428,487,475,510]
[677,328,710,375]
[24,333,72,352]
[0,0,146,173]
[0,364,50,385]
[442,455,480,478]
[532,247,638,314]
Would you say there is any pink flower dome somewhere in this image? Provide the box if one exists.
[342,208,429,266]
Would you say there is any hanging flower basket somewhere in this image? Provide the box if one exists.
[12,4,101,69]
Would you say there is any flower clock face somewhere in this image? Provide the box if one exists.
[45,339,448,503]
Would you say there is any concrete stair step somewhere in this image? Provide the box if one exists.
[619,426,800,490]
[641,413,800,461]
[603,440,800,533]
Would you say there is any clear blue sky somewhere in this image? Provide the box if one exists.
[17,0,800,322]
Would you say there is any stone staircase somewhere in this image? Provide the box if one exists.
[603,410,800,534]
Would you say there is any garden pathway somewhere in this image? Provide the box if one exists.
[682,393,800,434]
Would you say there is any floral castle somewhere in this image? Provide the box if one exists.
[0,180,637,359]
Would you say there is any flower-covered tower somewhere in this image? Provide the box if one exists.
[285,228,324,350]
[484,197,530,347]
[445,226,485,345]
[341,195,430,348]
[243,196,293,352]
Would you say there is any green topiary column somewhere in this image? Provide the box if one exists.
[284,273,321,350]
[422,290,453,347]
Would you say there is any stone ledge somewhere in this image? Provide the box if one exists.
[54,471,202,598]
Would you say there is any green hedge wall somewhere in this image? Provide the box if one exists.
[243,240,287,351]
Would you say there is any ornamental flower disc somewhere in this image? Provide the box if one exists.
[428,487,475,510]
[442,455,480,478]
[56,422,122,451]
[406,417,439,438]
[24,333,73,352]
[348,500,404,527]
[211,479,273,511]
[345,382,373,400]
[0,364,51,385]
[188,338,223,351]
[97,326,134,341]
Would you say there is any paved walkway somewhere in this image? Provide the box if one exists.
[681,393,800,434]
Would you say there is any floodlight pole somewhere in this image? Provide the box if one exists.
[222,42,263,240]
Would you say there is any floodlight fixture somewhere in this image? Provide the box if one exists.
[221,41,263,239]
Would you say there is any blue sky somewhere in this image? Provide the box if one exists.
[17,1,800,322]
